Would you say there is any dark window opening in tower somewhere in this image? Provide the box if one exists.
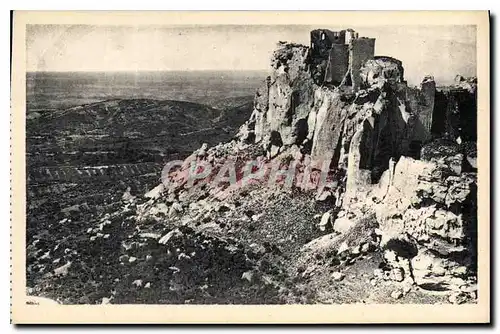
[345,72,353,86]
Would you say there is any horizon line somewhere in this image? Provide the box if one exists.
[26,69,270,73]
[25,69,461,86]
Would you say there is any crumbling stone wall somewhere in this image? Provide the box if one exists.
[310,29,346,56]
[349,38,376,90]
[310,29,376,90]
[310,29,350,86]
[325,44,350,85]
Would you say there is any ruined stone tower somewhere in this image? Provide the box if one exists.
[310,28,375,90]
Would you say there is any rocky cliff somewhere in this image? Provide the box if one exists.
[234,41,478,299]
[147,40,478,303]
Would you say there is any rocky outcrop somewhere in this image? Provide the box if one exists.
[250,43,316,154]
[328,151,477,290]
[244,43,441,179]
[454,75,478,94]
[377,156,476,288]
[241,38,477,292]
[360,56,405,88]
[405,76,436,143]
[157,34,478,300]
[308,88,347,162]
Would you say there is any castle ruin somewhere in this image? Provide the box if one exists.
[310,28,376,90]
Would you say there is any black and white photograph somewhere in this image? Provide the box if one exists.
[10,10,490,324]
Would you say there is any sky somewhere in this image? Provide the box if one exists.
[26,24,477,86]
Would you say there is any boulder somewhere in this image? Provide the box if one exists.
[331,271,345,281]
[158,228,184,245]
[144,184,164,199]
[121,187,135,202]
[169,202,183,218]
[319,212,332,231]
[332,216,355,234]
[390,290,403,299]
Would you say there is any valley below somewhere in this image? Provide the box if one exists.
[26,74,258,303]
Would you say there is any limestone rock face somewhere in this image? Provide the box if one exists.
[372,156,476,287]
[334,153,476,289]
[309,88,347,162]
[375,156,476,241]
[341,83,421,195]
[161,36,478,294]
[245,42,434,175]
[405,76,436,143]
[240,40,477,197]
[255,76,271,114]
[345,119,375,193]
[253,43,316,151]
[217,42,477,277]
[309,82,419,188]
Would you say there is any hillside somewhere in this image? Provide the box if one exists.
[26,97,255,304]
[27,98,253,168]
